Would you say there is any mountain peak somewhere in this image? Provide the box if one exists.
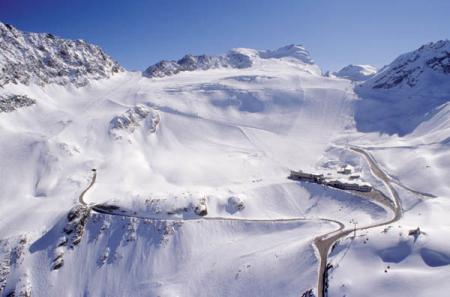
[333,64,377,81]
[144,44,316,78]
[0,22,123,87]
[259,44,314,64]
[360,39,450,91]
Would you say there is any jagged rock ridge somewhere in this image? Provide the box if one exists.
[0,22,123,87]
[144,44,315,78]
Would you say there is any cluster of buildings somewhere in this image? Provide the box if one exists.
[289,164,372,192]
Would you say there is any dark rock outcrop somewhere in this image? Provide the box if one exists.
[144,44,315,78]
[0,95,36,113]
[0,22,123,87]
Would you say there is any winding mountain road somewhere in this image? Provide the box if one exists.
[313,146,403,297]
[79,169,96,206]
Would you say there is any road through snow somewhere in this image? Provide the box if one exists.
[78,169,96,206]
[314,146,404,297]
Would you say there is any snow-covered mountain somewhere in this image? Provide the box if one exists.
[355,40,450,135]
[144,44,320,78]
[333,64,377,81]
[1,23,450,297]
[360,40,450,91]
[0,22,123,87]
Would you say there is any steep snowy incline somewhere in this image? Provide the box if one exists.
[0,22,123,87]
[359,40,450,92]
[354,40,450,135]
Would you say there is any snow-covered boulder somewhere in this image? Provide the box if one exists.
[334,64,377,81]
[0,22,123,87]
[227,195,245,213]
[193,197,208,216]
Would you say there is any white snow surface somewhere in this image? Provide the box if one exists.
[0,55,361,296]
[0,26,449,297]
[333,64,377,81]
[355,40,450,135]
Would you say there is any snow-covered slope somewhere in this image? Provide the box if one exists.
[0,26,361,296]
[1,23,450,297]
[0,22,123,87]
[360,40,450,91]
[354,40,450,135]
[334,64,377,81]
[327,41,450,297]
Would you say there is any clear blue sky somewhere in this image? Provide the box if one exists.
[1,0,449,71]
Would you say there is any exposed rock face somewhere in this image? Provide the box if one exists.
[10,236,27,266]
[0,236,29,296]
[50,205,91,270]
[144,52,245,78]
[361,40,450,90]
[301,289,315,297]
[193,198,208,216]
[0,95,36,113]
[109,104,160,138]
[63,205,91,247]
[0,22,123,87]
[144,44,316,78]
[0,240,12,294]
[51,248,64,270]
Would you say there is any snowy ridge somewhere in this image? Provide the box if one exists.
[354,40,450,135]
[0,22,123,87]
[259,44,315,63]
[360,40,450,91]
[144,44,318,78]
[333,64,377,81]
